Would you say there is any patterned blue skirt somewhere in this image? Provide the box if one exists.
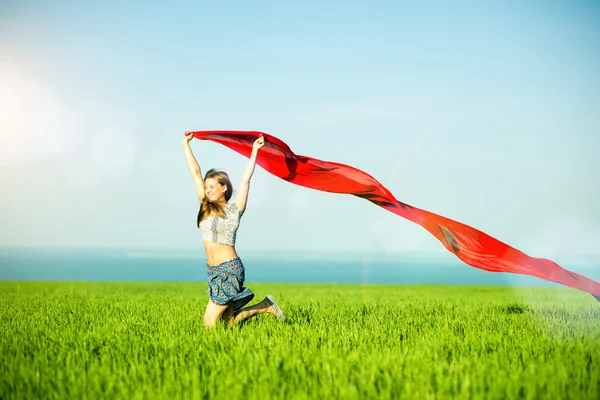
[206,257,254,312]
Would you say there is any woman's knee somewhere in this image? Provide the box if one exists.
[221,304,235,325]
[203,312,218,327]
[203,302,229,327]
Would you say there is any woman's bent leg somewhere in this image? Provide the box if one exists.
[227,296,285,325]
[203,300,230,327]
[232,298,273,324]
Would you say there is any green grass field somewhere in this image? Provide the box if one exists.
[1,282,599,399]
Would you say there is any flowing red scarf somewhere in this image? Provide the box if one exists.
[191,130,600,301]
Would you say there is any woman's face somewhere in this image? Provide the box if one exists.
[204,178,227,202]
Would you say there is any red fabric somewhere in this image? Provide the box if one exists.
[192,130,600,300]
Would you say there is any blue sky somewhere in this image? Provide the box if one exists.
[1,1,599,263]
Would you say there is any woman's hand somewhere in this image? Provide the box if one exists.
[252,135,265,155]
[183,131,194,144]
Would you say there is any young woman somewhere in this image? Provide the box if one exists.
[182,131,286,327]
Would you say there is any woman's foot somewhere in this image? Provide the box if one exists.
[264,295,286,322]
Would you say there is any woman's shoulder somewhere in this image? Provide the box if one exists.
[226,201,244,215]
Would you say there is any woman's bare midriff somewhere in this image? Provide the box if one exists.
[203,241,239,266]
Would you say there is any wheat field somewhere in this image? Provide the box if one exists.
[1,282,598,399]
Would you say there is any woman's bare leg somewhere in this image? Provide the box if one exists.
[231,298,275,324]
[222,296,285,326]
[203,300,230,327]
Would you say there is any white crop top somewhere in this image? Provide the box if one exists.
[199,202,244,246]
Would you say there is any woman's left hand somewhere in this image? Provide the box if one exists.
[183,131,194,144]
[252,135,265,153]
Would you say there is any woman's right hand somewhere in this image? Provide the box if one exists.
[183,131,194,144]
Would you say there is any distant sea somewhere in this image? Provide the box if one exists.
[1,247,599,289]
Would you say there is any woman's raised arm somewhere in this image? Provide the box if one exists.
[235,135,264,211]
[182,131,205,202]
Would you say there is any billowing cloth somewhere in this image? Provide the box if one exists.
[192,130,600,301]
[207,257,254,311]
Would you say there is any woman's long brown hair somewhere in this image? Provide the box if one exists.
[197,169,233,227]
